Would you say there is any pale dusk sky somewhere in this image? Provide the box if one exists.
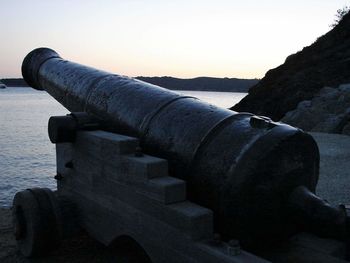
[1,0,349,79]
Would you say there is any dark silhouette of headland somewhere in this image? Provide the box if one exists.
[1,77,258,92]
[0,78,28,87]
[137,76,258,92]
[233,11,350,121]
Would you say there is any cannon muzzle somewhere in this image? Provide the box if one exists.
[22,47,348,249]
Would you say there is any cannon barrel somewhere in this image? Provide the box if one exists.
[23,48,345,248]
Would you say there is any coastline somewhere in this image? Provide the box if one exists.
[0,77,257,93]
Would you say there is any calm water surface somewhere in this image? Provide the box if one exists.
[0,87,246,207]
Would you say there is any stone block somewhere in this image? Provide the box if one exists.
[125,155,168,179]
[75,130,139,159]
[142,176,186,204]
[167,201,213,240]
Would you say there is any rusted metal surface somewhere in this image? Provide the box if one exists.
[48,112,100,143]
[22,48,323,248]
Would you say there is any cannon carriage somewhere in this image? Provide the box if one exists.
[13,48,350,262]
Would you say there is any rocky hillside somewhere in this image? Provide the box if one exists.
[232,12,350,120]
[137,76,258,92]
[282,84,350,135]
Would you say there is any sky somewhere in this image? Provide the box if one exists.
[1,0,349,79]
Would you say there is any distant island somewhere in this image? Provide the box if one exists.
[137,76,259,92]
[0,77,259,92]
[0,78,28,87]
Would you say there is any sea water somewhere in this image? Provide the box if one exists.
[0,87,246,207]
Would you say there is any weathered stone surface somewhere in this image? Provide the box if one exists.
[232,12,350,121]
[281,84,350,134]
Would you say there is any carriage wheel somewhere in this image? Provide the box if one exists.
[12,188,62,257]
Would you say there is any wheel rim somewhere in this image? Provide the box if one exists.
[14,205,27,240]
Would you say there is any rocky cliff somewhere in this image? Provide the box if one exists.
[232,12,350,121]
[282,84,350,135]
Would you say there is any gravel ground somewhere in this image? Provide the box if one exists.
[311,132,350,205]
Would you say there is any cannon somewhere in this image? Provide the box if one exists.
[13,48,349,261]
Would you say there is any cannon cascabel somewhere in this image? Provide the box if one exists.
[22,47,320,247]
